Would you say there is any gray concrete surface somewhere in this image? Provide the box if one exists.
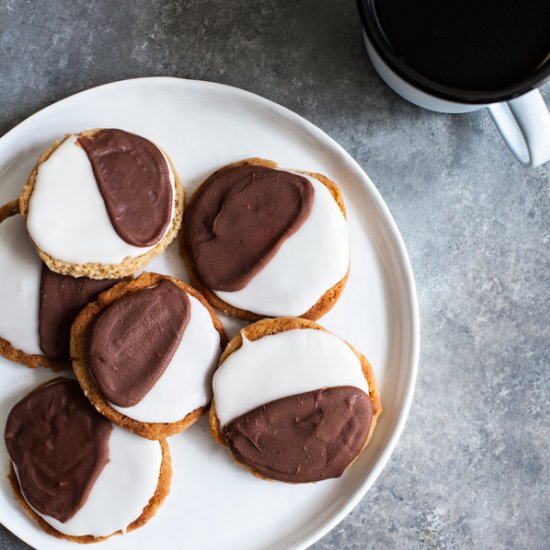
[0,1,549,549]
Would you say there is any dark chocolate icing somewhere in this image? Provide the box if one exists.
[185,165,314,291]
[88,279,190,407]
[39,263,122,362]
[4,380,112,522]
[78,129,172,247]
[223,386,373,482]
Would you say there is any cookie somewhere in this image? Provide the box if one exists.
[19,128,184,279]
[5,379,171,543]
[0,200,123,370]
[72,272,228,439]
[210,317,382,483]
[182,158,349,321]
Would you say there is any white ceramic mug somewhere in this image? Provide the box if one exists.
[358,2,550,167]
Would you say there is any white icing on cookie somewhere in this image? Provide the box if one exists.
[0,215,42,355]
[213,328,369,426]
[17,424,162,537]
[214,173,349,317]
[111,294,220,423]
[26,134,176,265]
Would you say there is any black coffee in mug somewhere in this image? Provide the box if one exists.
[361,0,550,101]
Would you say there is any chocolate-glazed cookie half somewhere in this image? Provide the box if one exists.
[39,264,124,362]
[88,279,191,407]
[78,129,173,248]
[224,386,373,482]
[185,162,314,292]
[5,379,112,522]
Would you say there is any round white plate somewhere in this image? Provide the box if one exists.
[0,77,419,550]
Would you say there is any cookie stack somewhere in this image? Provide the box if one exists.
[1,129,382,543]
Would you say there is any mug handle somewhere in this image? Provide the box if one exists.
[488,89,550,167]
